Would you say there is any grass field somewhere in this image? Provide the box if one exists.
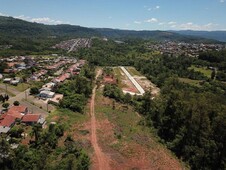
[179,78,202,87]
[46,108,89,131]
[125,67,142,76]
[188,65,212,78]
[9,83,30,92]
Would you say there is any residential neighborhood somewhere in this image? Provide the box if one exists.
[147,41,226,57]
[0,55,86,138]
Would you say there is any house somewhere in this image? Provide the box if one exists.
[49,94,64,104]
[0,114,16,133]
[54,73,70,83]
[10,78,21,85]
[39,90,55,98]
[3,78,12,83]
[22,114,41,125]
[7,105,29,116]
[42,82,56,90]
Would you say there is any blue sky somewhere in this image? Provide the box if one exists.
[0,0,225,31]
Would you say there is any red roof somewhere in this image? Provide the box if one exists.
[7,111,23,119]
[0,114,16,127]
[22,114,40,123]
[8,106,27,113]
[5,105,28,119]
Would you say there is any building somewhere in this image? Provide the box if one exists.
[39,90,55,98]
[22,114,43,125]
[0,114,16,133]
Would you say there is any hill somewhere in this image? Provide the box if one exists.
[95,28,218,43]
[171,30,226,42]
[0,16,99,38]
[0,16,221,50]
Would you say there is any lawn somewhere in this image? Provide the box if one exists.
[188,65,212,78]
[10,83,30,92]
[179,78,202,87]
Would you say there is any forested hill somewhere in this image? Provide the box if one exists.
[171,30,226,42]
[0,16,100,38]
[95,28,218,43]
[0,16,220,44]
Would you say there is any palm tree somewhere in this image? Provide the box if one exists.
[30,124,42,144]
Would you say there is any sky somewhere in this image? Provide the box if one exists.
[0,0,225,31]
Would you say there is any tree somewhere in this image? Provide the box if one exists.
[13,101,20,106]
[2,103,10,109]
[30,124,42,144]
[30,87,39,95]
[0,136,14,169]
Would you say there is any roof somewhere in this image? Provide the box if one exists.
[40,90,55,96]
[22,114,41,123]
[8,106,27,113]
[0,126,11,133]
[7,111,23,119]
[0,114,16,127]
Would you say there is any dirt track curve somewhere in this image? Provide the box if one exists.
[90,69,110,170]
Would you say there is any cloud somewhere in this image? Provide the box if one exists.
[156,6,160,9]
[158,22,165,25]
[0,12,66,25]
[148,5,160,11]
[108,16,112,19]
[15,15,31,20]
[31,17,63,24]
[178,22,218,30]
[0,12,9,17]
[220,0,225,3]
[134,21,141,24]
[168,21,177,25]
[145,18,158,23]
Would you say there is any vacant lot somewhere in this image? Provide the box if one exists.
[93,87,184,170]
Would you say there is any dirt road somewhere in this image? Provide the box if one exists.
[90,69,110,170]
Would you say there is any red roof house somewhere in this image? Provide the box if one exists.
[0,114,16,127]
[22,114,41,124]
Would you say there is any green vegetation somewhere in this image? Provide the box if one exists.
[0,123,90,170]
[125,66,142,76]
[78,39,226,169]
[57,65,94,113]
[178,78,202,87]
[10,83,30,92]
[188,65,212,78]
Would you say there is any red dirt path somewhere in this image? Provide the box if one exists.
[90,70,111,170]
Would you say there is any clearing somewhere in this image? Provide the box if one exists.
[188,65,212,78]
[92,84,185,169]
[179,78,202,87]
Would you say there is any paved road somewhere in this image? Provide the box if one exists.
[90,69,110,170]
[120,66,145,95]
[68,39,79,53]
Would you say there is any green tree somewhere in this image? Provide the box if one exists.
[13,101,20,106]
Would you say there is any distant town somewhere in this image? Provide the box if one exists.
[147,41,226,57]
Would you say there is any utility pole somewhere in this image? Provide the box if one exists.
[47,101,49,112]
[5,83,7,94]
[25,89,27,100]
